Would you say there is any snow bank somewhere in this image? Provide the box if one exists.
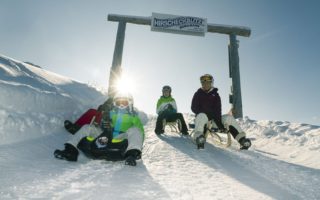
[238,117,320,168]
[0,54,148,145]
[1,54,320,199]
[0,54,106,144]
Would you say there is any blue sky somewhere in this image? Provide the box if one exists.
[1,0,319,125]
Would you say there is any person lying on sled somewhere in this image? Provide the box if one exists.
[54,92,145,166]
[63,97,114,135]
[154,85,189,135]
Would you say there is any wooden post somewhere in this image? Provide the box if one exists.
[229,34,243,118]
[108,21,126,97]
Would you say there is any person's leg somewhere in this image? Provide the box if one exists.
[175,113,189,135]
[155,114,165,134]
[221,115,245,140]
[65,109,102,134]
[67,125,101,147]
[193,113,208,148]
[118,127,144,166]
[123,127,144,154]
[54,125,102,161]
[193,113,208,139]
[74,109,102,126]
[221,114,251,149]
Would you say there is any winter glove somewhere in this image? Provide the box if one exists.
[101,120,111,130]
[98,97,114,112]
[163,104,176,115]
[96,136,109,148]
[97,105,103,112]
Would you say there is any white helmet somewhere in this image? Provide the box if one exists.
[113,92,134,112]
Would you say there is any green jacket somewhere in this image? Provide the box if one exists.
[156,96,177,115]
[110,109,145,139]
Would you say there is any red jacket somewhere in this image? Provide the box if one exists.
[191,87,222,122]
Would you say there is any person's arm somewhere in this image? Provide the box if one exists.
[133,116,145,140]
[98,97,113,112]
[212,94,225,131]
[156,98,164,114]
[191,91,200,114]
[171,99,177,113]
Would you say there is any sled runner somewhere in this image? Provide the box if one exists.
[76,116,128,161]
[162,119,182,133]
[189,120,232,148]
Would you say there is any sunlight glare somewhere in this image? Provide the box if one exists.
[115,71,137,94]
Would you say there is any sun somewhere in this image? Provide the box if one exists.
[115,71,137,94]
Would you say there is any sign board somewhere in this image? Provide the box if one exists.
[151,13,207,36]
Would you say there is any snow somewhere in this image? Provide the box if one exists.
[0,54,319,199]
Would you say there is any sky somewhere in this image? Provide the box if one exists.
[1,0,320,125]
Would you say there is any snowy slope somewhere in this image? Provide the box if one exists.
[0,54,107,145]
[0,54,319,199]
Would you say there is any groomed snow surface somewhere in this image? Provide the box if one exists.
[1,54,319,200]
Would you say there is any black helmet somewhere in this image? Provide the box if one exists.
[200,74,213,83]
[162,85,171,93]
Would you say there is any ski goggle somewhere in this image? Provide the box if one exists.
[115,99,129,107]
[200,74,213,83]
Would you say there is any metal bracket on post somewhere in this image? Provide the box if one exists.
[229,34,243,118]
[108,21,126,98]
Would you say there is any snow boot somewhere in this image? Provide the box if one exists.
[181,129,189,135]
[239,137,251,150]
[54,143,79,161]
[155,129,164,135]
[64,120,81,135]
[196,135,206,149]
[125,149,141,166]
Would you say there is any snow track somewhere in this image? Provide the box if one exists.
[142,119,315,200]
[1,118,320,199]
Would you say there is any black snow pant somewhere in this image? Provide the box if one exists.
[155,112,188,133]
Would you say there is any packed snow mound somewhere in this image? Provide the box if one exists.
[0,54,147,145]
[0,54,106,144]
[238,117,320,168]
[0,54,106,114]
[239,117,320,150]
